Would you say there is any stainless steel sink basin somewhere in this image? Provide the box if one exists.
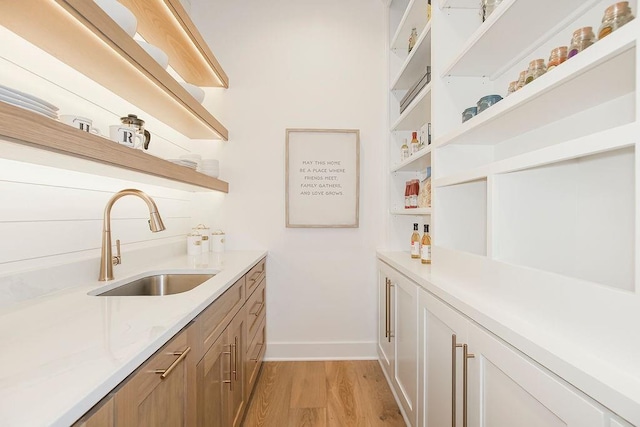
[96,273,215,296]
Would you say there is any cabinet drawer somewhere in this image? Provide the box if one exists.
[245,315,266,401]
[245,277,266,341]
[245,258,266,298]
[200,276,245,355]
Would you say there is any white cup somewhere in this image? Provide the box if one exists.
[109,125,145,149]
[60,115,95,133]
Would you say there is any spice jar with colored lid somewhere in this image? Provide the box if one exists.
[516,70,527,90]
[598,2,635,39]
[525,59,547,84]
[547,46,568,71]
[568,27,595,59]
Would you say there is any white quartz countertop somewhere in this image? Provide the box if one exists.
[377,251,640,426]
[0,250,267,427]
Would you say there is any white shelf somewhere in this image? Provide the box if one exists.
[435,23,637,148]
[441,0,600,78]
[439,0,481,8]
[391,146,432,172]
[434,122,639,188]
[391,22,432,90]
[392,82,432,131]
[391,0,429,51]
[390,207,432,215]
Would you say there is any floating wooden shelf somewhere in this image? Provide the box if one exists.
[0,103,229,193]
[0,0,228,140]
[119,0,229,88]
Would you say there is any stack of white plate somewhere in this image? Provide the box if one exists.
[180,153,202,166]
[198,159,219,178]
[0,84,59,119]
[167,159,198,169]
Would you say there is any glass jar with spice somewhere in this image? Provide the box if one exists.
[506,81,518,96]
[568,27,596,59]
[525,59,547,84]
[598,2,635,40]
[516,70,527,90]
[547,46,568,71]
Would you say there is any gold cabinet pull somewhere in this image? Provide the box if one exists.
[249,269,263,283]
[384,278,389,339]
[451,334,463,427]
[386,279,394,342]
[233,336,239,381]
[463,344,475,427]
[222,348,233,391]
[154,346,191,380]
[249,300,265,317]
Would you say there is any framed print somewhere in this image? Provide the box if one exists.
[285,129,360,228]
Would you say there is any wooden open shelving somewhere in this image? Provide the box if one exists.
[0,103,229,193]
[0,0,228,140]
[119,0,229,88]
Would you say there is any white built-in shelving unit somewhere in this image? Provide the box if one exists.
[387,0,433,248]
[430,0,639,292]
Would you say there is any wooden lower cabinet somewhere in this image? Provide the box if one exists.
[115,326,192,427]
[197,327,231,427]
[73,395,114,427]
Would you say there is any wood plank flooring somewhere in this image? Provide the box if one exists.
[242,361,405,426]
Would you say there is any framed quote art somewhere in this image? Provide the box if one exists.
[285,129,360,228]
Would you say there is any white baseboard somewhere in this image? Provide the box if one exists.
[264,341,378,361]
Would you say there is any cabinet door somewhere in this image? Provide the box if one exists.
[197,329,231,427]
[228,306,246,427]
[419,289,468,427]
[378,268,395,378]
[467,323,606,427]
[392,273,419,426]
[115,328,192,427]
[73,395,114,427]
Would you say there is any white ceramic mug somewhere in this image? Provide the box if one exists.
[60,115,95,133]
[109,125,145,149]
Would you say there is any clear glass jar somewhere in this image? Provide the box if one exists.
[408,27,418,54]
[481,0,503,22]
[516,70,527,90]
[547,46,568,71]
[506,81,518,96]
[525,59,547,84]
[568,27,596,59]
[598,2,635,39]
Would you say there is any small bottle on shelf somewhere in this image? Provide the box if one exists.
[410,131,420,155]
[401,138,409,162]
[408,27,417,54]
[404,181,411,209]
[411,223,421,259]
[421,224,431,264]
[427,0,432,21]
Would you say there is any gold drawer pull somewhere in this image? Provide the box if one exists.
[155,346,191,380]
[250,300,265,317]
[249,268,264,283]
[250,343,264,361]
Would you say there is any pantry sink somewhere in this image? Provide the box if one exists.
[95,273,215,296]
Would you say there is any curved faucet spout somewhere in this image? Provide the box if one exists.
[99,189,166,281]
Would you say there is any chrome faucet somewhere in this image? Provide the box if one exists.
[99,189,166,281]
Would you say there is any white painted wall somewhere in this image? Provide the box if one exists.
[192,0,387,358]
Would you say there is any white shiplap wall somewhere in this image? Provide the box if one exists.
[0,26,224,277]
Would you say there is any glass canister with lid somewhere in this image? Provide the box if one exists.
[516,70,527,90]
[598,1,635,39]
[525,59,547,84]
[506,81,518,96]
[480,0,503,22]
[568,27,596,58]
[547,46,568,71]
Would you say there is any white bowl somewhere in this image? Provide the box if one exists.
[95,0,137,37]
[179,82,205,103]
[136,41,170,69]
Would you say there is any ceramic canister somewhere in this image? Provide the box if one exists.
[187,231,202,256]
[193,224,210,252]
[211,230,225,253]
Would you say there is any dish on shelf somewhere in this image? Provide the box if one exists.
[0,84,58,111]
[179,82,205,103]
[0,95,58,119]
[167,159,198,169]
[94,0,137,37]
[136,40,170,69]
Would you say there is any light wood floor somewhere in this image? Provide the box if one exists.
[242,361,405,427]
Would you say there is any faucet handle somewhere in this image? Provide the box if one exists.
[113,239,122,266]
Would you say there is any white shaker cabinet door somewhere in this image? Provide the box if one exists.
[466,323,606,427]
[378,267,395,379]
[419,289,469,427]
[392,273,419,426]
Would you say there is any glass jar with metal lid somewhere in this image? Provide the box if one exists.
[506,81,518,96]
[516,70,527,90]
[525,59,547,84]
[568,27,596,59]
[547,46,568,71]
[598,2,635,39]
